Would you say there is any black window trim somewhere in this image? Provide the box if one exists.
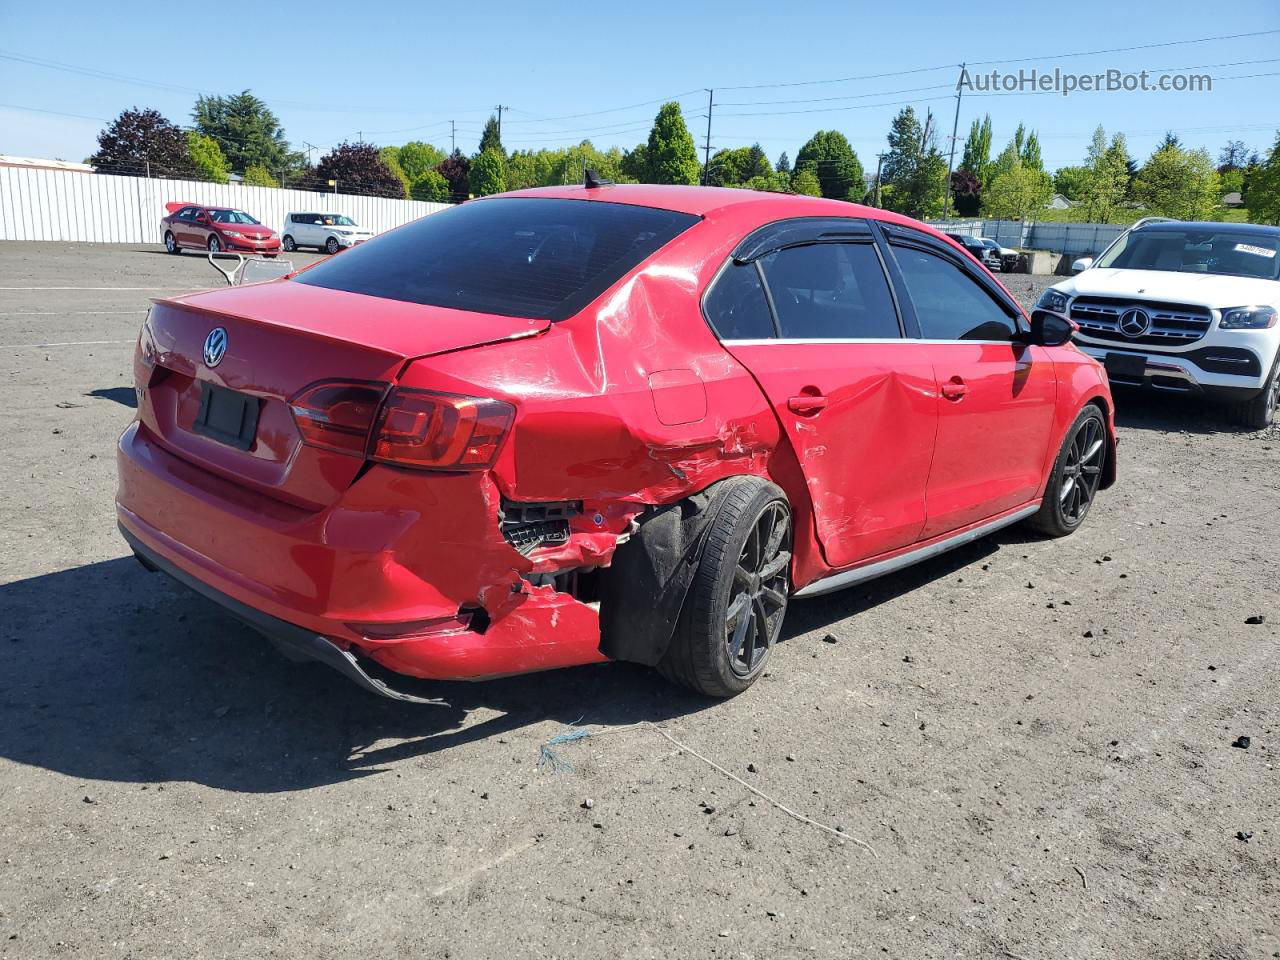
[702,217,907,344]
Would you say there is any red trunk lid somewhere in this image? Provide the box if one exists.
[141,280,547,509]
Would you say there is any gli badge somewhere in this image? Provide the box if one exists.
[202,327,228,368]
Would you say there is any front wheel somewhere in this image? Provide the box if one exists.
[1228,354,1278,430]
[282,235,296,253]
[658,477,791,697]
[207,235,221,253]
[325,237,340,255]
[1028,403,1106,538]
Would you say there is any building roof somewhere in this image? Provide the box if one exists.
[0,154,94,173]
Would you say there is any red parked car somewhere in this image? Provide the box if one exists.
[118,184,1116,702]
[160,202,281,256]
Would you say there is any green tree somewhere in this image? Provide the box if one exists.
[961,115,994,186]
[642,102,699,185]
[1132,144,1221,220]
[410,169,451,202]
[1022,130,1043,171]
[882,107,923,187]
[706,144,771,188]
[398,141,447,181]
[186,131,229,183]
[794,130,864,201]
[1245,133,1280,224]
[982,166,1053,220]
[1052,165,1091,202]
[620,143,648,181]
[897,148,948,219]
[478,115,504,157]
[775,151,791,174]
[1080,127,1130,223]
[988,138,1022,184]
[89,108,192,178]
[379,147,411,198]
[241,163,279,188]
[192,91,301,176]
[470,147,507,196]
[743,171,793,194]
[792,168,822,197]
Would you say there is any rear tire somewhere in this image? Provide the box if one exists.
[282,235,296,253]
[1028,403,1106,538]
[164,231,180,255]
[658,477,791,698]
[1227,353,1278,430]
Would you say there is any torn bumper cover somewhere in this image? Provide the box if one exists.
[116,422,611,693]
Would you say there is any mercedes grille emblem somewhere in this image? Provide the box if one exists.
[1118,308,1151,339]
[202,327,229,367]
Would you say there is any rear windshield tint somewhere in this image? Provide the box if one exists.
[293,197,700,320]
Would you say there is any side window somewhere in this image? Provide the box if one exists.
[703,262,776,340]
[177,207,196,220]
[891,245,1018,341]
[759,242,899,339]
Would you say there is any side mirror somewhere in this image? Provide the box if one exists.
[1071,257,1093,274]
[1028,309,1077,347]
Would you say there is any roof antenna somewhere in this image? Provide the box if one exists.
[584,168,613,189]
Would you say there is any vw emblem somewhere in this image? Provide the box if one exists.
[202,327,228,368]
[1118,308,1151,338]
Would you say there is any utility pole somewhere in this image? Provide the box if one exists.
[357,130,363,143]
[302,141,317,167]
[944,62,966,218]
[701,89,714,185]
[873,152,887,207]
[450,120,456,155]
[494,105,508,144]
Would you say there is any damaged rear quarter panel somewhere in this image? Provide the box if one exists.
[377,206,834,671]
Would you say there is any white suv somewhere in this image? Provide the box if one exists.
[1038,220,1280,429]
[281,212,374,255]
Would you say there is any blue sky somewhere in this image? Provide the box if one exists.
[2,1,1278,174]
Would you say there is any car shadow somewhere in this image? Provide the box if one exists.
[1110,387,1244,435]
[87,387,137,408]
[0,557,714,794]
[2,525,1039,795]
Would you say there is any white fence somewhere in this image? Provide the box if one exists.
[0,167,451,244]
[928,218,1129,258]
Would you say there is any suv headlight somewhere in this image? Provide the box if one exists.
[336,230,351,236]
[1036,288,1070,314]
[1219,306,1278,330]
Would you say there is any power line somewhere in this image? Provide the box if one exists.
[964,28,1280,67]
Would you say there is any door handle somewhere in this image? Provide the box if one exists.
[940,377,968,401]
[787,394,828,415]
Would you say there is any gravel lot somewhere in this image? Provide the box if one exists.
[1,242,1276,959]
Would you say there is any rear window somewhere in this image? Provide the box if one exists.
[293,197,700,321]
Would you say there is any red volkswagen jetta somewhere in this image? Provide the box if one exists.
[118,184,1116,701]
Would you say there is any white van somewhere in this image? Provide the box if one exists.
[282,212,374,254]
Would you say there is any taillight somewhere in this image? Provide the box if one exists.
[289,380,388,455]
[371,389,514,470]
[289,380,514,470]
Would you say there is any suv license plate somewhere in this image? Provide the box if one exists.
[1104,353,1147,381]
